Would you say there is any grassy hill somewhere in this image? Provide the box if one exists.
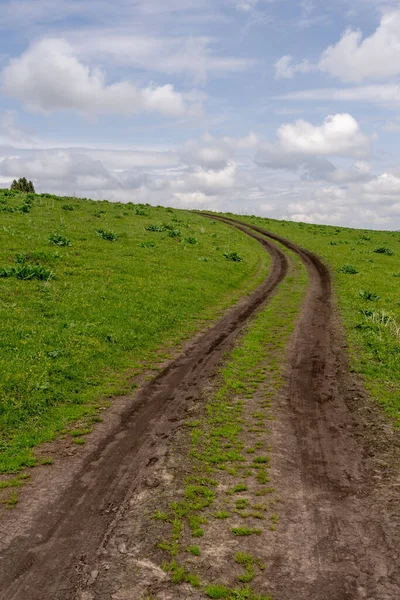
[0,190,269,473]
[1,189,400,476]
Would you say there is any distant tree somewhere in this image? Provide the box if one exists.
[10,177,35,193]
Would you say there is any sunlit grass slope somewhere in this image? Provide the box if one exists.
[229,213,400,426]
[0,190,269,473]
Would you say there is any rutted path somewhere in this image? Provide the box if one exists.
[0,225,288,600]
[212,217,400,600]
[0,217,398,600]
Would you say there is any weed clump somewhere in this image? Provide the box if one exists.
[96,229,119,241]
[0,264,53,281]
[145,224,165,232]
[373,246,394,256]
[184,236,199,245]
[224,251,243,262]
[359,289,380,301]
[339,264,358,274]
[49,233,72,247]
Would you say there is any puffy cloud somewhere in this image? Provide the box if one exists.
[276,113,370,157]
[2,38,190,117]
[275,9,400,84]
[363,172,400,197]
[319,10,400,83]
[256,114,371,182]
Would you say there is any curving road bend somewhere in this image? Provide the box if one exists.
[0,223,287,600]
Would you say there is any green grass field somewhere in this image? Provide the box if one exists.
[2,187,400,478]
[227,214,400,426]
[0,190,270,474]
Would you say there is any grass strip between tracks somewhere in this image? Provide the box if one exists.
[150,248,307,599]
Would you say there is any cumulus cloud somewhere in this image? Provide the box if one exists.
[275,9,400,84]
[319,10,400,82]
[2,38,190,117]
[276,113,370,157]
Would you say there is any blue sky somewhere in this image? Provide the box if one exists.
[1,0,400,227]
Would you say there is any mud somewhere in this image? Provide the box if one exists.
[0,226,287,600]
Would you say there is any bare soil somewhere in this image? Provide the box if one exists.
[0,218,399,600]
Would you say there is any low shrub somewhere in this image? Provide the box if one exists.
[373,247,394,256]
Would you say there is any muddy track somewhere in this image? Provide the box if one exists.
[206,215,400,600]
[0,225,288,600]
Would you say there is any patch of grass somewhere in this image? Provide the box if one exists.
[40,457,54,465]
[187,545,201,556]
[231,527,262,536]
[227,484,248,495]
[1,491,18,508]
[214,510,230,519]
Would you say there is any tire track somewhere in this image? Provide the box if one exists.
[0,224,288,600]
[206,215,400,600]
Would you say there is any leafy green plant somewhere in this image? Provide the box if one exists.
[62,204,74,211]
[374,247,394,256]
[184,236,199,245]
[145,224,165,232]
[339,264,358,274]
[168,229,182,238]
[0,264,53,280]
[359,289,380,301]
[49,233,72,247]
[96,229,119,241]
[224,251,243,262]
[140,241,156,248]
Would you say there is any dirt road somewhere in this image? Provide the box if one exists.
[0,225,287,600]
[0,217,398,600]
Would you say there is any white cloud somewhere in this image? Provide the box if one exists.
[2,38,191,117]
[363,172,400,197]
[274,55,313,79]
[277,113,369,157]
[319,10,400,82]
[275,9,400,84]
